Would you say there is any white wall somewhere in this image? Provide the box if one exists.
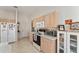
[0,9,16,20]
[55,6,79,25]
[0,7,31,39]
[18,12,31,38]
[2,6,78,39]
[31,6,79,25]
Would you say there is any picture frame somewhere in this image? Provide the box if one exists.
[58,25,65,31]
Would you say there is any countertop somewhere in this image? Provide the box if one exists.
[41,35,57,40]
[31,32,57,40]
[57,30,79,33]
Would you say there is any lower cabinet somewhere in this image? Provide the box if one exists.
[57,31,79,53]
[41,37,46,52]
[41,37,56,53]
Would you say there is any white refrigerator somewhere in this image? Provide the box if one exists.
[0,23,8,44]
[0,23,8,52]
[7,23,16,43]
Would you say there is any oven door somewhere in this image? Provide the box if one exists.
[33,34,40,46]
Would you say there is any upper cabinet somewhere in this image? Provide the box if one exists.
[32,19,36,27]
[50,11,58,28]
[32,16,45,28]
[32,10,59,28]
[44,14,50,28]
[53,11,59,27]
[44,11,58,28]
[37,16,45,22]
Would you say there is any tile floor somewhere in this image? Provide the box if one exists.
[0,37,40,53]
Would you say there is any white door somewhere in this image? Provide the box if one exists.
[67,32,79,53]
[57,31,67,53]
[1,23,8,44]
[8,23,16,43]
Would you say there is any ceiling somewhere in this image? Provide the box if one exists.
[0,6,56,18]
[18,6,56,17]
[0,6,16,12]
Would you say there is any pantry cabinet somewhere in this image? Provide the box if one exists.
[57,31,67,53]
[67,32,79,53]
[41,37,56,53]
[57,31,79,53]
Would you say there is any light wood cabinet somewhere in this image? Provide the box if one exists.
[50,12,54,27]
[51,11,58,27]
[32,16,45,28]
[52,11,58,27]
[38,16,45,22]
[0,19,16,23]
[32,11,58,28]
[44,14,50,28]
[41,37,56,53]
[41,37,46,52]
[32,19,37,28]
[44,11,58,28]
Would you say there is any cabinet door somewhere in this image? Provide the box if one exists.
[50,13,54,28]
[41,37,49,52]
[44,11,58,28]
[45,39,51,53]
[32,20,36,27]
[41,37,46,52]
[32,20,35,27]
[67,32,79,53]
[33,16,45,28]
[41,37,56,53]
[57,31,67,53]
[45,39,56,53]
[44,15,50,28]
[50,11,58,27]
[50,40,56,52]
[53,11,58,27]
[38,16,45,22]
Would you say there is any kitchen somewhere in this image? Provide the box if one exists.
[30,10,58,53]
[0,6,79,53]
